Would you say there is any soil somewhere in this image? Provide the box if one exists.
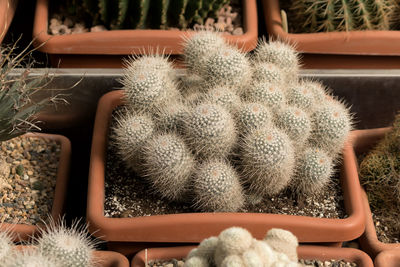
[104,108,346,219]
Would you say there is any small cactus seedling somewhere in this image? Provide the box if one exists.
[193,160,244,212]
[264,228,299,262]
[37,221,96,267]
[236,102,271,134]
[253,39,299,82]
[203,86,242,114]
[203,47,251,91]
[244,82,286,111]
[285,84,315,112]
[183,32,227,74]
[241,127,295,196]
[275,106,311,146]
[292,147,334,197]
[142,133,195,201]
[113,112,155,173]
[252,62,285,85]
[309,101,352,156]
[184,103,237,159]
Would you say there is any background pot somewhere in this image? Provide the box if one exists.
[351,128,400,258]
[262,0,400,68]
[0,133,71,241]
[87,90,365,252]
[32,0,258,68]
[374,250,400,267]
[0,0,18,44]
[131,245,373,267]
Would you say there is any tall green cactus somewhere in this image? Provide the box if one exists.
[290,0,396,32]
[54,0,229,30]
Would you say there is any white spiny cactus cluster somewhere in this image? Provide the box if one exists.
[185,227,303,267]
[0,221,97,267]
[114,31,352,212]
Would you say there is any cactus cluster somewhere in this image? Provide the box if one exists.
[54,0,230,30]
[185,227,301,267]
[359,112,400,212]
[290,0,397,33]
[114,31,352,212]
[0,220,97,267]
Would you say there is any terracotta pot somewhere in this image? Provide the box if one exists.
[353,127,400,258]
[0,0,18,43]
[0,132,71,241]
[87,90,365,246]
[374,250,400,267]
[32,0,258,68]
[131,245,373,267]
[262,0,400,68]
[14,246,129,267]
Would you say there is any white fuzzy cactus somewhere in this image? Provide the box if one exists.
[275,106,311,146]
[252,62,285,85]
[285,84,315,112]
[193,160,244,212]
[236,103,272,134]
[153,101,189,133]
[187,236,219,265]
[301,80,330,103]
[264,228,299,262]
[203,86,242,114]
[3,250,60,267]
[113,112,155,173]
[123,54,175,81]
[184,256,209,267]
[142,133,195,201]
[0,231,14,262]
[184,103,237,159]
[244,82,286,111]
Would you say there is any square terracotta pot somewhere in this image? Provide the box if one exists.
[0,0,18,43]
[262,0,400,68]
[32,0,258,68]
[374,250,400,267]
[0,133,71,241]
[352,128,400,258]
[87,90,365,245]
[131,245,373,267]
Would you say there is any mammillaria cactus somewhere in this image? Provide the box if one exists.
[184,103,236,159]
[290,0,396,33]
[0,231,14,261]
[264,228,299,262]
[275,106,311,145]
[187,236,219,264]
[193,160,244,212]
[203,86,242,114]
[241,127,295,196]
[236,102,271,134]
[142,133,195,201]
[285,84,315,112]
[123,54,175,81]
[153,101,189,133]
[3,250,60,267]
[252,62,285,85]
[244,82,286,111]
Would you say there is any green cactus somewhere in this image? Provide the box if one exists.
[168,0,188,27]
[193,160,244,212]
[290,0,396,33]
[142,133,195,201]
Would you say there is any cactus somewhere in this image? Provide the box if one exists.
[309,101,352,156]
[264,228,298,262]
[193,160,244,212]
[241,127,295,196]
[3,250,59,267]
[183,32,227,74]
[122,54,175,81]
[275,106,311,145]
[252,62,285,85]
[112,112,155,173]
[153,101,189,132]
[244,82,286,111]
[183,103,236,159]
[184,256,209,267]
[203,86,241,114]
[0,231,14,261]
[250,239,277,266]
[290,0,396,33]
[203,47,251,91]
[236,103,271,134]
[142,133,195,201]
[301,80,330,103]
[220,255,244,267]
[285,84,315,112]
[241,249,263,267]
[187,236,219,264]
[37,221,96,267]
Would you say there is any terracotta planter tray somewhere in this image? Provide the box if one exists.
[32,0,258,68]
[0,0,18,44]
[374,250,400,267]
[87,89,365,244]
[352,128,400,258]
[262,0,400,68]
[131,245,373,267]
[0,133,71,241]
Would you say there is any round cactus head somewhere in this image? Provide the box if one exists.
[293,147,334,197]
[285,84,315,112]
[0,231,14,261]
[203,47,251,91]
[184,256,209,267]
[203,86,241,114]
[253,39,299,81]
[252,62,285,85]
[251,239,277,267]
[123,54,174,80]
[184,103,236,159]
[244,82,285,111]
[153,101,190,133]
[220,255,245,267]
[142,133,195,201]
[193,160,244,212]
[241,127,295,196]
[242,249,264,267]
[3,250,60,267]
[187,236,218,265]
[300,79,330,103]
[310,101,353,156]
[113,111,154,172]
[183,31,227,74]
[36,220,96,267]
[237,103,271,134]
[264,228,298,262]
[275,106,311,145]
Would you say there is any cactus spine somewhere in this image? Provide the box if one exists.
[236,103,271,134]
[244,82,285,111]
[275,106,311,146]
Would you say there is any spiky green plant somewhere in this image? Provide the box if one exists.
[290,0,396,33]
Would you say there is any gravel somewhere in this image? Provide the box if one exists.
[373,212,400,244]
[0,136,60,225]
